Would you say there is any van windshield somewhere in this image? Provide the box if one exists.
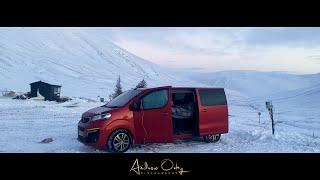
[103,89,142,108]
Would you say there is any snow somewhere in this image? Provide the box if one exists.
[1,85,319,152]
[185,70,320,97]
[0,27,198,98]
[0,28,319,152]
[0,97,102,152]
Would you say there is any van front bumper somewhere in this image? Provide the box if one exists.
[78,126,100,144]
[77,120,113,149]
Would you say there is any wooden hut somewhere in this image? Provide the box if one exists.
[29,81,61,101]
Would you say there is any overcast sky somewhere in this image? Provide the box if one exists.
[86,27,320,74]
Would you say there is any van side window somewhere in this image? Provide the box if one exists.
[141,89,168,110]
[199,89,227,106]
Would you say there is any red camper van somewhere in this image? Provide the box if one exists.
[78,86,228,152]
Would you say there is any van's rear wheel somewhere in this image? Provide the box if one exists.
[107,129,132,153]
[203,134,221,143]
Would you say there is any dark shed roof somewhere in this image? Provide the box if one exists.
[30,81,61,87]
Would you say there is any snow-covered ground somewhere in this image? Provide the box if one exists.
[0,96,103,152]
[1,87,319,153]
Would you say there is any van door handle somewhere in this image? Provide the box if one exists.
[161,112,169,116]
[202,109,207,112]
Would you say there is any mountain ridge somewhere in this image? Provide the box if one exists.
[0,28,198,98]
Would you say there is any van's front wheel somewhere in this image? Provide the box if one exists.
[203,134,221,143]
[107,129,132,153]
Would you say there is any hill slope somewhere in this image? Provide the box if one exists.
[0,28,196,98]
[185,70,320,97]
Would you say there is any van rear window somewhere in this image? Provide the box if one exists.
[198,89,227,106]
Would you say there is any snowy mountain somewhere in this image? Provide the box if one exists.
[0,27,197,99]
[1,27,320,153]
[185,70,320,97]
[266,82,320,111]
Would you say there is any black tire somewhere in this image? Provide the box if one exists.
[107,129,132,153]
[203,134,221,143]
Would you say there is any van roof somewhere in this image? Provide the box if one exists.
[172,87,224,89]
[136,86,225,90]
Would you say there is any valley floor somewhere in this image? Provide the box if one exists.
[0,96,319,153]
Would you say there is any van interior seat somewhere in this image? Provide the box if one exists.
[172,91,196,134]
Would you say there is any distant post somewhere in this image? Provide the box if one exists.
[265,101,275,135]
[258,112,261,124]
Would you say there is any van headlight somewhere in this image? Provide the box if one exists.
[91,113,111,121]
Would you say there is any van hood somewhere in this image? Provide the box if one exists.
[82,106,114,117]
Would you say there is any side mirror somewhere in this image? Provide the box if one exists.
[129,101,141,111]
